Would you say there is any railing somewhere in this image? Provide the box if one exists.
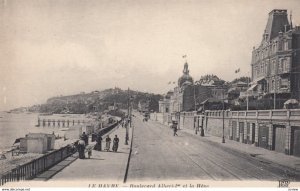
[205,109,300,122]
[38,118,92,127]
[0,144,76,186]
[95,121,120,137]
[0,121,121,186]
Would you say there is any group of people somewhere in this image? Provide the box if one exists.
[77,132,120,159]
[103,135,119,152]
[93,133,120,152]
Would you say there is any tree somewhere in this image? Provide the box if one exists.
[230,76,251,85]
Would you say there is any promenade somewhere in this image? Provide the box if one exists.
[31,124,132,185]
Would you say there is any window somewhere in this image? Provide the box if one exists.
[272,80,275,90]
[285,57,290,71]
[261,63,264,74]
[279,58,284,72]
[280,78,289,89]
[278,40,283,51]
[284,40,289,51]
[272,60,276,74]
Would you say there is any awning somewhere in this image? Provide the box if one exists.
[284,99,299,105]
[200,98,222,105]
[252,76,266,83]
[247,84,258,91]
[13,138,21,145]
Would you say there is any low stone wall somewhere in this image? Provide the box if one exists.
[179,112,196,130]
[204,111,231,139]
[152,109,300,157]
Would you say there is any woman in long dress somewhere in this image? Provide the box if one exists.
[78,137,86,159]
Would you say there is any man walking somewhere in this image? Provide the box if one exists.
[112,135,119,152]
[173,121,178,136]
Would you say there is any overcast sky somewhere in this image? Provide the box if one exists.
[1,0,300,111]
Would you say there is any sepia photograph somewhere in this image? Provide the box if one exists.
[1,0,300,189]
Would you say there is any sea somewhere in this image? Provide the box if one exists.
[0,111,78,153]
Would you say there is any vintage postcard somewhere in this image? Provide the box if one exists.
[1,0,300,190]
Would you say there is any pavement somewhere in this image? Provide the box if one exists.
[180,125,300,172]
[33,123,132,183]
[127,113,300,182]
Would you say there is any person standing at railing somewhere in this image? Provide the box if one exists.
[105,135,111,151]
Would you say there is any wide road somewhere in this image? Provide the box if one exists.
[127,113,300,182]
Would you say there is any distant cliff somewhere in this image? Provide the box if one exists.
[37,88,162,114]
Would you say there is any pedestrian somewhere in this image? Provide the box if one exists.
[87,146,92,159]
[94,134,102,151]
[105,135,111,151]
[82,132,88,145]
[78,136,86,159]
[173,122,178,136]
[112,135,119,152]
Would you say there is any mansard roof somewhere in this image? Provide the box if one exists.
[263,9,290,42]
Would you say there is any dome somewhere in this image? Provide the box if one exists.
[181,80,193,87]
[178,62,193,87]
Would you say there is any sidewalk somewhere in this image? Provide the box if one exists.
[33,124,132,182]
[152,119,300,172]
[180,127,300,171]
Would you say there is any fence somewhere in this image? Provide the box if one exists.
[0,119,121,186]
[96,121,120,137]
[0,144,76,186]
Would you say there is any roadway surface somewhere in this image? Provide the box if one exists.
[127,113,300,182]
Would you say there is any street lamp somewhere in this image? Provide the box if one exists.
[125,88,131,145]
[193,80,205,136]
[193,81,199,134]
[222,89,225,143]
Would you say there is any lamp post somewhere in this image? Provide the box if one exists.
[222,89,225,143]
[193,82,198,134]
[125,88,130,145]
[246,76,250,111]
[193,80,204,136]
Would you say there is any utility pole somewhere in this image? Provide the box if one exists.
[222,89,225,143]
[246,77,249,111]
[125,87,129,145]
[194,82,198,134]
[274,80,276,110]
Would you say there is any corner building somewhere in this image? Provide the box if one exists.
[251,9,300,105]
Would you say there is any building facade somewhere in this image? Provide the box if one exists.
[251,9,300,107]
[159,62,214,124]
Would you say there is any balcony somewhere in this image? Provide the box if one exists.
[278,63,291,75]
[277,87,291,94]
[240,91,260,98]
